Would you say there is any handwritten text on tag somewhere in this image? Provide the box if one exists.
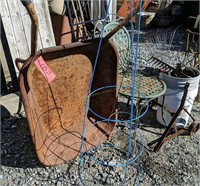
[34,56,56,83]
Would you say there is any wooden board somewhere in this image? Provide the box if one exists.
[0,0,55,64]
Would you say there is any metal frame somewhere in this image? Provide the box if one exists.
[148,82,199,152]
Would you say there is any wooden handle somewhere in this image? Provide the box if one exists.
[21,0,32,6]
[21,0,38,56]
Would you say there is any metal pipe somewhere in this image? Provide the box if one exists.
[64,0,77,42]
[70,0,83,38]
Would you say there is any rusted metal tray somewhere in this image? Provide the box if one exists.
[19,45,118,166]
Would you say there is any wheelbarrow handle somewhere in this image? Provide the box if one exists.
[21,0,32,6]
[21,0,38,56]
[15,58,27,71]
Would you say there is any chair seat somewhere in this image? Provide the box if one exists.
[119,73,167,100]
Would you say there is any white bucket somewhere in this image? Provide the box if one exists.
[156,67,200,128]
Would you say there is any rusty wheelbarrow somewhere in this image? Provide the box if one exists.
[16,0,140,166]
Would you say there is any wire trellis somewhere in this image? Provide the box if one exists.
[78,0,148,185]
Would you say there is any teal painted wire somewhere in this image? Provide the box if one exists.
[86,85,149,123]
[124,0,144,185]
[80,0,111,154]
[78,128,145,185]
[135,159,141,186]
[79,1,112,184]
[79,0,148,185]
[80,127,144,167]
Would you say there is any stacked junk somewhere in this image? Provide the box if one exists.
[17,0,200,184]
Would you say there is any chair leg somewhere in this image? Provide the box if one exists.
[186,32,190,51]
[153,83,190,152]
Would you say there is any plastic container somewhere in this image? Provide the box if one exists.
[156,68,200,128]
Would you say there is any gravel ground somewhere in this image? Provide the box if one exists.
[1,102,200,186]
[1,28,200,185]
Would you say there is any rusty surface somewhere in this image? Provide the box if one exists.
[19,39,118,165]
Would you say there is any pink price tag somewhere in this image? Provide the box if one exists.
[34,56,56,84]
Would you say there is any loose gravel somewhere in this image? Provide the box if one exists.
[1,102,200,186]
[1,28,200,186]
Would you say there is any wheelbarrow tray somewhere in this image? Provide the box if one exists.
[19,38,118,166]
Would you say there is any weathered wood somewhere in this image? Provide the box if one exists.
[0,0,55,63]
[0,0,19,71]
[7,0,30,59]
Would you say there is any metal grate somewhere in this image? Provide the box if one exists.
[119,73,166,99]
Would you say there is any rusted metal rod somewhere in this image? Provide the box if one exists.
[154,82,190,152]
